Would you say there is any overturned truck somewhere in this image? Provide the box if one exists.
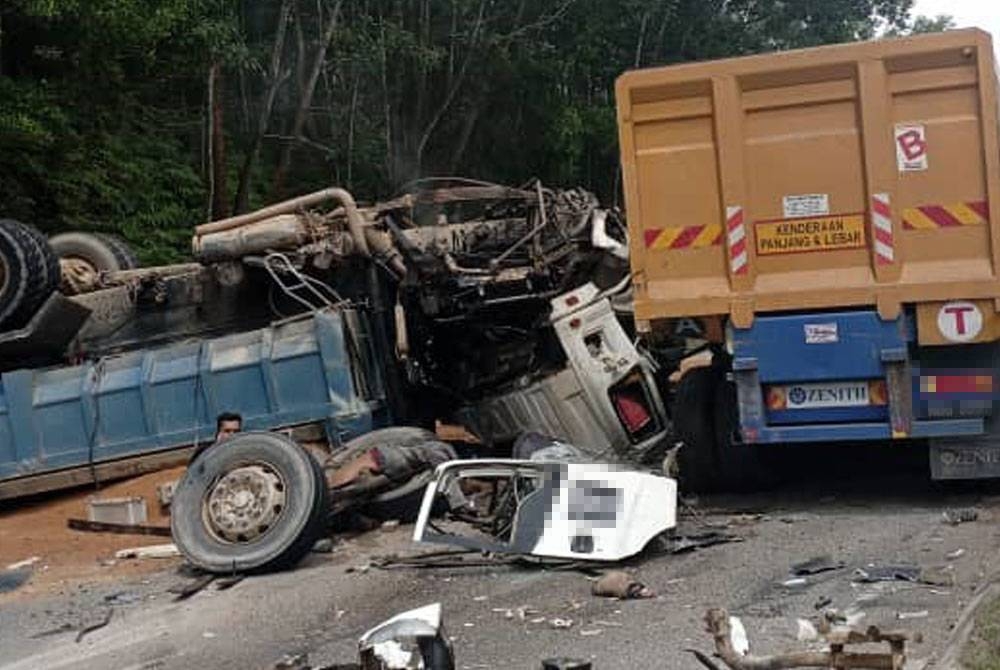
[0,180,676,570]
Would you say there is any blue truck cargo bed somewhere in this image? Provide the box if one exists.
[0,309,387,498]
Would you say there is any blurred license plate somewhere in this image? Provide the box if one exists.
[783,382,869,409]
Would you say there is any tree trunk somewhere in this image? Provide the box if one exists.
[205,64,215,221]
[413,0,487,174]
[272,0,343,199]
[234,0,293,214]
[447,103,480,174]
[380,21,393,186]
[210,63,229,220]
[346,67,360,187]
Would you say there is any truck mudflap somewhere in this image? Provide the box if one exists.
[930,437,1000,480]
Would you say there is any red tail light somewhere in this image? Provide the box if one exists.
[612,389,652,433]
[608,369,662,443]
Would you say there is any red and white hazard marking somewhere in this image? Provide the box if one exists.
[871,193,893,265]
[937,301,983,342]
[726,205,748,275]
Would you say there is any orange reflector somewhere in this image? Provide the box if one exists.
[766,386,786,410]
[868,379,888,405]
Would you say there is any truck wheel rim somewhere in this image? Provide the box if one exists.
[202,463,288,543]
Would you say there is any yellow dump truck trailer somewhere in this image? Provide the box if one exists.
[616,29,1000,485]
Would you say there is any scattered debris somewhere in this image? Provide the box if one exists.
[853,565,955,586]
[728,616,750,656]
[358,603,454,670]
[942,508,978,525]
[491,606,537,620]
[782,577,808,588]
[273,653,310,669]
[852,565,921,583]
[791,555,844,576]
[413,459,677,561]
[591,571,655,600]
[691,607,921,670]
[541,660,591,670]
[311,538,335,553]
[549,618,574,629]
[114,543,180,559]
[853,563,955,587]
[665,530,742,554]
[813,596,833,610]
[75,608,113,643]
[202,631,217,639]
[579,629,602,636]
[87,496,147,525]
[946,548,966,560]
[381,520,400,531]
[67,518,171,537]
[779,514,811,524]
[5,556,41,571]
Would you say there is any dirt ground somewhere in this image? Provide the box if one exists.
[0,466,186,600]
[3,448,1000,669]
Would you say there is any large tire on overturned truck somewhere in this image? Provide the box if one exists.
[171,432,329,573]
[0,219,60,329]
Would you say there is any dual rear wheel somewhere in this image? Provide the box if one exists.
[673,367,773,492]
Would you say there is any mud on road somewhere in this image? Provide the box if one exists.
[1,448,998,670]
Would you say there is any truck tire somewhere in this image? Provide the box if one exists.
[16,222,61,301]
[673,367,722,492]
[712,377,774,491]
[50,232,140,293]
[171,432,329,574]
[0,219,58,328]
[332,427,448,522]
[93,233,140,269]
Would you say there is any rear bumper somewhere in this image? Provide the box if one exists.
[743,418,983,444]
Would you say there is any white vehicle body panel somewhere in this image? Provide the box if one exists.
[412,459,677,562]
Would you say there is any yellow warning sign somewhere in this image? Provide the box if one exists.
[755,214,866,255]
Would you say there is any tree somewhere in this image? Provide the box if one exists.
[0,0,921,263]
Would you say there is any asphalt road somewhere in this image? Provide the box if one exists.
[2,447,999,670]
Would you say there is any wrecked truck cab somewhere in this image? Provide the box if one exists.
[412,459,677,561]
[462,283,671,462]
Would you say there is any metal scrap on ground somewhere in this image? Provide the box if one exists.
[691,607,920,670]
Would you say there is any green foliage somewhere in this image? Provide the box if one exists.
[0,0,931,263]
[962,595,1000,670]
